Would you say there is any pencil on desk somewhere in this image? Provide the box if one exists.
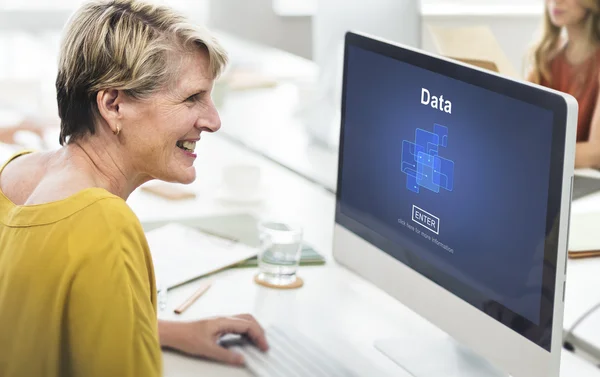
[568,250,600,259]
[195,228,239,243]
[174,281,212,314]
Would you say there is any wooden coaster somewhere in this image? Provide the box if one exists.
[254,274,304,289]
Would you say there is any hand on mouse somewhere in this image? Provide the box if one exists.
[158,314,269,365]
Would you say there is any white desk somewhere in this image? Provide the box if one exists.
[562,351,600,376]
[123,133,600,376]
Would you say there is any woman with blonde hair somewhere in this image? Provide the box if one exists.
[528,0,600,168]
[0,1,268,376]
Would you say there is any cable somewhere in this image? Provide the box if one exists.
[563,301,600,349]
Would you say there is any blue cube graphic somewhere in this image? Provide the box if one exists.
[434,124,449,147]
[402,124,454,194]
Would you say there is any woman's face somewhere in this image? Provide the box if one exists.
[547,0,589,27]
[120,48,221,185]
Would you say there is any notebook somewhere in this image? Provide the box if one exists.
[568,212,600,259]
[234,243,326,268]
[146,222,258,289]
[142,213,326,268]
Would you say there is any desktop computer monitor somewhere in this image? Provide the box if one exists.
[333,31,577,377]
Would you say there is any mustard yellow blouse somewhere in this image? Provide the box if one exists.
[0,151,162,377]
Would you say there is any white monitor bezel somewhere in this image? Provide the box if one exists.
[333,31,577,377]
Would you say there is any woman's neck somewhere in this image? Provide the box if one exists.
[565,23,598,65]
[61,136,150,201]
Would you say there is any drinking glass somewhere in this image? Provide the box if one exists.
[255,221,303,286]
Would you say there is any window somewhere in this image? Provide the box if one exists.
[272,0,317,17]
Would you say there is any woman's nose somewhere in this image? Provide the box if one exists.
[197,100,221,132]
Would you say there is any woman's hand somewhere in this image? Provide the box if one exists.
[158,314,269,366]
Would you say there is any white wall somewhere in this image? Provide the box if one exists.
[208,0,312,59]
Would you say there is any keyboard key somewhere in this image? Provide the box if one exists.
[222,325,361,377]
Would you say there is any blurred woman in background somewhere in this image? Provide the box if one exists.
[528,0,600,168]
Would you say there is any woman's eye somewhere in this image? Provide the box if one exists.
[186,92,205,103]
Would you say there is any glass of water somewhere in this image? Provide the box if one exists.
[256,221,303,287]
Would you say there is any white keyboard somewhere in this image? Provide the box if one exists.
[221,325,361,377]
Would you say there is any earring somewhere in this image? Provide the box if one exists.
[113,125,121,136]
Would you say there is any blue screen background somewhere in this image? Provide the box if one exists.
[339,46,555,325]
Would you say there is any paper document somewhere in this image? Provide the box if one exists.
[146,223,258,288]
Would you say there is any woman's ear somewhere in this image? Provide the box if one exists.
[96,89,123,134]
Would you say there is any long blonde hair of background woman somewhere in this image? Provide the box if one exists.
[529,0,600,84]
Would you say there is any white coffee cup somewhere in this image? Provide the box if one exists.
[219,164,263,203]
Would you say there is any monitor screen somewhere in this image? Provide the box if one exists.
[336,42,564,350]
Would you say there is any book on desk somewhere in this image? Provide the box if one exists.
[568,212,600,259]
[144,213,326,287]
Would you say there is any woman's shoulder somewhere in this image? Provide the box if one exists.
[73,193,144,235]
[68,194,151,265]
[0,150,55,203]
[0,150,43,181]
[545,46,567,68]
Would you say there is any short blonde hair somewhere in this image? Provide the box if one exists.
[56,0,228,145]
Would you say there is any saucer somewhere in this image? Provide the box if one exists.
[216,185,266,204]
